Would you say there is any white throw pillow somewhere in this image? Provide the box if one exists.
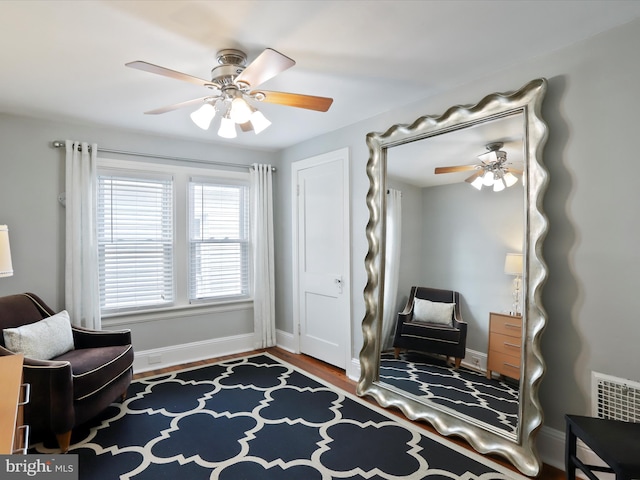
[413,298,455,327]
[3,310,75,360]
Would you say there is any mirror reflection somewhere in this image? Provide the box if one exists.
[358,78,548,476]
[380,113,524,438]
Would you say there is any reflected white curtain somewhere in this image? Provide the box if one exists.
[251,164,276,348]
[65,140,101,330]
[382,188,402,350]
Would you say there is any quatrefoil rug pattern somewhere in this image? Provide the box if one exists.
[33,353,524,479]
[379,352,519,435]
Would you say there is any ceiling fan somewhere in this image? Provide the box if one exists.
[434,142,523,192]
[126,48,334,138]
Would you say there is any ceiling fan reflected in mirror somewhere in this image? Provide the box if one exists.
[434,142,522,192]
[126,48,334,139]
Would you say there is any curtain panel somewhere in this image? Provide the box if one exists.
[382,188,402,349]
[65,140,101,330]
[251,164,276,348]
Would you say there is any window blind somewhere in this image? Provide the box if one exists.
[97,173,174,312]
[189,180,250,301]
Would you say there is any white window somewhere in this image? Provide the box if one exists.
[97,160,251,316]
[97,172,174,313]
[189,179,250,302]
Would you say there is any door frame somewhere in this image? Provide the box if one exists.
[291,147,351,369]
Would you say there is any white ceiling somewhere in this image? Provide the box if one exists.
[1,0,640,151]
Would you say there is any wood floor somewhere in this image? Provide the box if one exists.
[134,347,565,480]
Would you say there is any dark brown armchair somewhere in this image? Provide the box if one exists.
[0,293,133,452]
[393,286,467,368]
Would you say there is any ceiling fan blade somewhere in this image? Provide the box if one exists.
[144,96,213,115]
[465,171,484,184]
[126,61,213,88]
[434,165,477,174]
[506,168,523,175]
[253,90,333,112]
[235,48,295,88]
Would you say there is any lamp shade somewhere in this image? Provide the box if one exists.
[0,225,13,278]
[504,253,523,276]
[218,116,237,138]
[190,103,216,130]
[250,110,271,134]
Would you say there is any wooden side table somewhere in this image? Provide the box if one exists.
[486,312,522,380]
[565,414,640,480]
[0,354,29,454]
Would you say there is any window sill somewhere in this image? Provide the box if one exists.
[102,299,254,327]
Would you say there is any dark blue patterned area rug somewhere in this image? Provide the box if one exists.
[380,352,519,436]
[32,353,525,479]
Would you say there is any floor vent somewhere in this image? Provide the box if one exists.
[591,372,640,422]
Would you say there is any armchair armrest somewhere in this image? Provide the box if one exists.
[21,356,75,436]
[72,326,132,349]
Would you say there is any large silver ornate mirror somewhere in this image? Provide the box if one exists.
[357,79,548,476]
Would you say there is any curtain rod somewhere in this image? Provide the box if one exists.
[50,140,275,172]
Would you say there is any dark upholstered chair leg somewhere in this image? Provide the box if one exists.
[454,357,462,369]
[57,431,72,453]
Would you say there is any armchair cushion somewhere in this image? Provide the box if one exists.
[400,321,462,343]
[3,310,75,360]
[413,298,455,326]
[56,344,133,401]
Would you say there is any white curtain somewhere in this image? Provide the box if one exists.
[382,188,402,350]
[65,140,101,330]
[251,164,276,348]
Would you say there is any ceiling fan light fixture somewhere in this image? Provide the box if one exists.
[482,171,495,187]
[504,171,518,187]
[190,102,216,130]
[493,177,506,192]
[250,109,271,134]
[230,97,253,124]
[470,176,484,190]
[218,116,237,138]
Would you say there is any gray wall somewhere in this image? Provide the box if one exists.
[278,18,640,433]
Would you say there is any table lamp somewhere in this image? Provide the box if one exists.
[504,253,522,316]
[0,225,13,278]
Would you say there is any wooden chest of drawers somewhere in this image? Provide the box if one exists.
[486,312,522,380]
[0,354,29,454]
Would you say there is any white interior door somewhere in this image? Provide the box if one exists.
[293,148,350,369]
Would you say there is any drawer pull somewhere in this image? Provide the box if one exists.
[503,362,520,369]
[505,323,521,329]
[18,383,30,406]
[503,342,520,348]
[12,425,30,455]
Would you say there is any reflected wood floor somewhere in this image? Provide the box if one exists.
[135,347,564,480]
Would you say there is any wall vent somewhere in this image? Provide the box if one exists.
[591,371,640,422]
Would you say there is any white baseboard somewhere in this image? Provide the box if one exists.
[275,328,297,353]
[538,424,565,471]
[133,333,255,374]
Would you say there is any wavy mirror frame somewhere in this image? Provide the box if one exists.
[357,78,549,476]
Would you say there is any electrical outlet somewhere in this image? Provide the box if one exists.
[471,356,481,367]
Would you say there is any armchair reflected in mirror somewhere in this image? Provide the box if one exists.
[392,286,467,368]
